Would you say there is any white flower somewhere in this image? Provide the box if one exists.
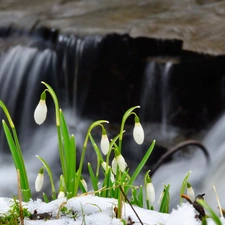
[146,182,155,203]
[34,99,47,125]
[100,134,110,155]
[112,154,127,174]
[35,172,44,192]
[158,191,164,205]
[81,179,88,192]
[101,162,115,183]
[187,186,195,202]
[57,191,65,199]
[133,122,144,145]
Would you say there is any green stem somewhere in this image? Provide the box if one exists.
[0,100,31,201]
[118,106,140,153]
[41,82,67,184]
[36,155,56,199]
[74,120,108,196]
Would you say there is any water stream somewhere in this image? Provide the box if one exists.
[0,33,224,211]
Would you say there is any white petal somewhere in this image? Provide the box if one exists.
[133,122,144,145]
[57,191,65,199]
[187,187,195,202]
[35,173,44,192]
[34,100,47,125]
[112,158,117,174]
[146,183,155,203]
[158,191,164,205]
[117,154,127,172]
[101,162,107,171]
[81,179,88,192]
[100,134,110,155]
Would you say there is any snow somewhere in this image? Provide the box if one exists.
[0,195,225,225]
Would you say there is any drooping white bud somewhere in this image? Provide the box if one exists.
[100,133,110,155]
[81,178,88,192]
[34,99,47,125]
[57,191,65,199]
[133,116,144,145]
[187,182,195,202]
[146,182,155,203]
[112,154,127,174]
[35,168,44,192]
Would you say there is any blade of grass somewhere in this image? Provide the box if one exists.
[180,171,191,205]
[197,199,222,225]
[125,140,155,194]
[2,120,31,201]
[36,155,56,200]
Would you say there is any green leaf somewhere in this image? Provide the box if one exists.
[88,163,98,193]
[159,184,170,213]
[197,199,222,225]
[125,140,155,194]
[36,155,56,200]
[180,171,191,204]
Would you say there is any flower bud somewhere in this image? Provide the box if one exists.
[146,182,155,203]
[100,129,110,155]
[35,168,44,192]
[187,182,195,202]
[133,116,144,145]
[112,154,127,174]
[81,178,88,192]
[57,191,65,199]
[34,99,47,125]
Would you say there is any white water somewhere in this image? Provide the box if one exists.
[0,44,225,213]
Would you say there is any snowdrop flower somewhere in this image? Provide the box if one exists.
[187,182,195,202]
[35,168,44,192]
[101,162,115,183]
[100,128,110,155]
[81,178,88,192]
[158,190,164,205]
[112,154,127,174]
[133,116,144,145]
[57,191,65,199]
[34,92,47,125]
[146,182,155,203]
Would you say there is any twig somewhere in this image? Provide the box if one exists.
[119,185,144,225]
[213,184,223,218]
[151,140,210,176]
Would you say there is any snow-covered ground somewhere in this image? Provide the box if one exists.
[0,195,224,225]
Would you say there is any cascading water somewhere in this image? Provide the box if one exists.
[0,28,225,213]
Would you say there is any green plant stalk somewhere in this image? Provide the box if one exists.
[87,163,98,194]
[2,121,31,201]
[197,199,222,225]
[0,99,31,202]
[89,133,103,177]
[36,155,56,200]
[41,82,67,184]
[159,185,170,213]
[74,120,108,196]
[180,171,191,204]
[124,140,155,194]
[67,135,76,198]
[60,108,76,198]
[118,106,140,153]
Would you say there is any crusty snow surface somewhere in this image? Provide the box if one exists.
[0,195,224,225]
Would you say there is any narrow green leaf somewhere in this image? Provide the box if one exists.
[36,155,56,200]
[197,199,222,225]
[159,184,170,213]
[125,140,155,194]
[87,163,98,193]
[180,171,191,204]
[67,135,76,198]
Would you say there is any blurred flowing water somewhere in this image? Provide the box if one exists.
[0,30,225,212]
